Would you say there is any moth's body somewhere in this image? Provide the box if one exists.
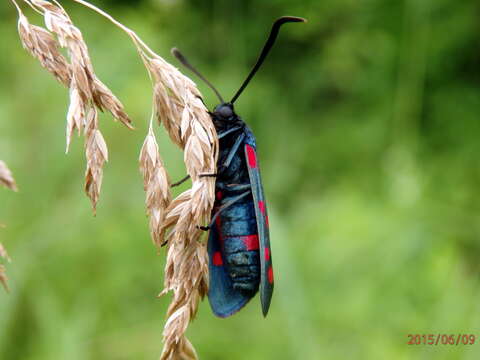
[206,104,272,317]
[211,109,260,295]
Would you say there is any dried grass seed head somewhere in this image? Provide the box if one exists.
[0,161,18,191]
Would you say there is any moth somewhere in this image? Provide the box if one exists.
[172,16,306,317]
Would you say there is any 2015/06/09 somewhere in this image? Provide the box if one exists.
[407,334,476,345]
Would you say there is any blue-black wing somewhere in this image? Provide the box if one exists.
[244,127,274,316]
[207,214,253,317]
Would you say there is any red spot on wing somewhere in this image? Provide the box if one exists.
[258,201,266,214]
[246,144,257,168]
[213,251,223,266]
[216,191,223,200]
[241,235,259,251]
[265,215,269,227]
[267,266,274,284]
[264,247,270,262]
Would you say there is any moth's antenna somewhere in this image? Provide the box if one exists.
[230,16,306,104]
[171,48,224,103]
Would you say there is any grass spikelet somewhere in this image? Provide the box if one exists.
[84,108,108,213]
[0,243,11,292]
[0,265,9,292]
[0,160,15,292]
[17,10,71,86]
[0,161,18,192]
[139,124,172,247]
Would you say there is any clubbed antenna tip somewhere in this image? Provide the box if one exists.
[231,16,307,104]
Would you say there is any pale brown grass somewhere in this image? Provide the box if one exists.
[0,160,16,291]
[0,243,11,292]
[139,125,172,248]
[141,41,217,360]
[12,1,218,358]
[13,0,133,213]
[72,2,218,359]
[0,161,17,192]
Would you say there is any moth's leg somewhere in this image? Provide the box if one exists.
[222,133,246,169]
[171,174,191,187]
[199,173,218,178]
[198,189,251,231]
[197,133,246,181]
[171,172,218,186]
[197,95,207,107]
[186,132,246,185]
[225,183,251,191]
[216,182,252,192]
[160,235,170,247]
[217,125,243,139]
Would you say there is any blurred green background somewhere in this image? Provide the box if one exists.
[1,0,480,359]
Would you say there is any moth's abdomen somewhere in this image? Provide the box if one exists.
[224,236,260,294]
[216,194,260,294]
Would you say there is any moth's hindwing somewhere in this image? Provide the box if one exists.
[244,127,274,316]
[207,214,253,317]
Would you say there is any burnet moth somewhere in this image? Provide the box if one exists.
[171,16,306,317]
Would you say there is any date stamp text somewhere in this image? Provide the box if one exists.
[407,334,476,346]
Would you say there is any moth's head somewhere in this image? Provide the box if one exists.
[213,103,235,121]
